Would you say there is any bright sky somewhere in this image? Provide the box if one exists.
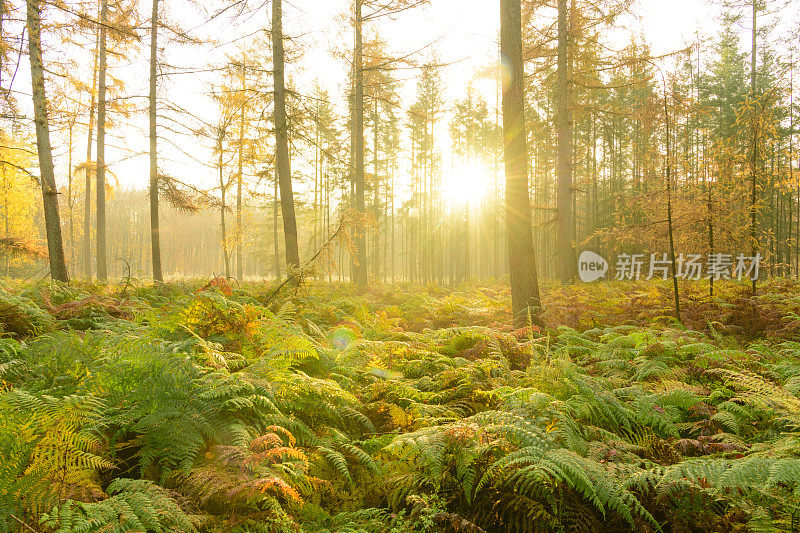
[14,0,787,199]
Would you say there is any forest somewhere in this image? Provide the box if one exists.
[2,0,800,531]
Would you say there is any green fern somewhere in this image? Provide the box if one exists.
[41,478,198,533]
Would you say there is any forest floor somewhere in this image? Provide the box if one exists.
[2,277,800,532]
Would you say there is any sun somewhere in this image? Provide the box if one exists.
[441,162,491,207]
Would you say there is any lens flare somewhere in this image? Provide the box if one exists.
[441,163,491,207]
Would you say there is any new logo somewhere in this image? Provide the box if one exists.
[578,250,608,282]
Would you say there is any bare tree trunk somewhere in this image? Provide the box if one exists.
[391,163,395,284]
[219,150,229,279]
[494,85,501,278]
[663,87,681,322]
[500,0,541,325]
[96,0,108,281]
[84,32,98,280]
[353,0,367,287]
[236,51,246,281]
[0,0,4,91]
[149,0,163,282]
[271,0,300,271]
[790,57,795,277]
[273,175,280,280]
[26,0,68,282]
[556,0,573,283]
[372,97,380,279]
[749,0,758,293]
[67,117,75,276]
[313,114,319,253]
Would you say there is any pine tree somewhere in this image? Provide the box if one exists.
[272,0,300,272]
[96,0,109,281]
[26,0,68,282]
[149,0,163,282]
[500,0,541,325]
[556,0,574,283]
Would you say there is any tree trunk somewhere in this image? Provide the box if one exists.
[68,118,75,276]
[500,0,541,325]
[149,0,163,282]
[556,0,573,283]
[664,87,681,322]
[84,33,98,280]
[219,150,229,279]
[749,0,758,293]
[96,0,108,281]
[236,51,246,281]
[790,59,795,277]
[353,0,367,287]
[273,175,280,280]
[271,0,300,271]
[26,0,69,282]
[391,163,395,284]
[313,114,319,253]
[372,97,380,279]
[1,0,4,90]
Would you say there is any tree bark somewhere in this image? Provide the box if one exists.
[372,97,380,279]
[664,86,681,322]
[271,0,300,271]
[26,0,69,282]
[500,0,541,325]
[273,175,280,280]
[556,0,573,283]
[149,0,163,282]
[219,148,229,279]
[236,53,245,281]
[84,33,98,280]
[96,0,108,281]
[749,0,758,293]
[353,0,367,287]
[67,118,75,275]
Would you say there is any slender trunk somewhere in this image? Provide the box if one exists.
[391,162,395,284]
[372,97,380,279]
[313,113,319,253]
[2,163,7,276]
[149,0,163,282]
[2,166,7,276]
[464,206,470,281]
[68,119,74,275]
[749,0,758,293]
[96,0,108,281]
[84,32,98,280]
[273,176,280,280]
[706,132,714,297]
[494,85,500,278]
[271,0,299,271]
[353,0,367,287]
[410,134,416,282]
[27,0,68,282]
[500,0,541,325]
[325,154,331,281]
[556,0,573,283]
[0,0,4,91]
[236,51,245,281]
[220,150,229,279]
[664,88,681,322]
[791,59,796,277]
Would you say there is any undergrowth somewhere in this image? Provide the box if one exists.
[1,278,799,532]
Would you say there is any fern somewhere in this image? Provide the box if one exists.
[0,390,110,517]
[41,479,197,533]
